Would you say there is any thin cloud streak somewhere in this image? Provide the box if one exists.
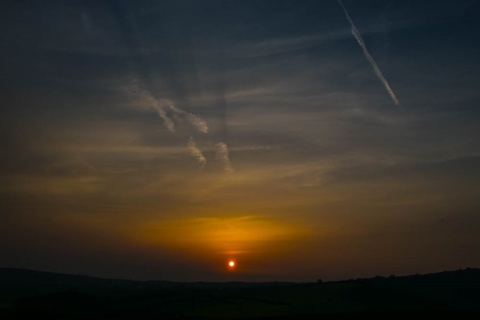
[127,82,175,132]
[337,0,400,107]
[187,136,206,167]
[127,81,209,134]
[167,101,209,134]
[154,106,175,133]
[216,142,234,173]
[126,81,210,167]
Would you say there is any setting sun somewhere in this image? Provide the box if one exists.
[228,260,236,269]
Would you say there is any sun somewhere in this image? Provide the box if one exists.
[228,260,236,269]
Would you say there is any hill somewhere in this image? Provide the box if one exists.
[1,267,480,318]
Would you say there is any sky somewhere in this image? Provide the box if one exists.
[1,0,480,282]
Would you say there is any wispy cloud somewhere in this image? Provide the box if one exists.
[126,80,211,166]
[127,81,209,134]
[127,83,176,132]
[337,0,400,107]
[154,105,175,133]
[216,142,234,173]
[187,136,206,167]
[166,101,208,134]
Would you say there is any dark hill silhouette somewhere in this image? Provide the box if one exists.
[1,267,480,318]
[0,267,135,286]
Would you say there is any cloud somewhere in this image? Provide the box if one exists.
[127,82,176,132]
[164,100,208,134]
[187,136,206,167]
[154,105,176,133]
[126,81,209,134]
[337,0,400,107]
[216,142,234,173]
[125,80,210,167]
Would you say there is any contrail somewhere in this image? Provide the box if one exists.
[154,106,175,132]
[164,100,209,133]
[113,2,210,168]
[216,142,234,173]
[146,95,175,133]
[337,0,400,106]
[127,82,209,134]
[187,136,206,167]
[131,84,176,132]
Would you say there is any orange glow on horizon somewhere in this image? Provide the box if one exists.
[134,214,310,273]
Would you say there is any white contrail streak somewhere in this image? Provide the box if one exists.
[337,0,400,106]
[187,136,206,167]
[165,101,209,133]
[149,97,175,132]
[127,81,211,167]
[128,83,176,132]
[127,81,209,133]
[216,142,234,173]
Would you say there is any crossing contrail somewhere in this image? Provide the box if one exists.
[337,0,400,106]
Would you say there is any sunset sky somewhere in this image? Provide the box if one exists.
[1,0,480,282]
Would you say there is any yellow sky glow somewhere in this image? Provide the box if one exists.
[135,215,310,263]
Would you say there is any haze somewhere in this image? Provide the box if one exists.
[1,0,480,282]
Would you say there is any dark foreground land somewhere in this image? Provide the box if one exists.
[1,268,480,319]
